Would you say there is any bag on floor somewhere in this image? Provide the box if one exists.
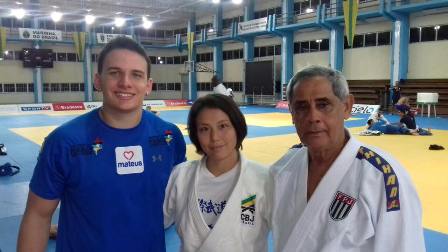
[0,162,20,176]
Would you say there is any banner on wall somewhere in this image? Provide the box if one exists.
[237,17,268,35]
[0,27,6,55]
[343,0,359,47]
[18,104,53,112]
[18,28,62,41]
[164,100,189,106]
[187,32,194,60]
[73,32,86,61]
[351,104,379,114]
[53,102,85,111]
[96,33,132,44]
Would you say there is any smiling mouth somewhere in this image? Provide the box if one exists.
[115,92,134,99]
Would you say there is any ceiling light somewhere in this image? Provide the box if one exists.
[142,17,153,29]
[159,60,163,64]
[435,25,440,30]
[305,8,314,13]
[51,11,63,22]
[52,5,59,9]
[85,14,95,25]
[157,56,161,60]
[208,28,214,32]
[232,0,243,4]
[15,1,22,5]
[316,39,322,43]
[212,0,220,4]
[112,26,115,30]
[11,8,26,19]
[114,17,125,27]
[115,11,122,15]
[4,51,9,55]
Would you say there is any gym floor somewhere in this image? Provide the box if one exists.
[0,106,447,251]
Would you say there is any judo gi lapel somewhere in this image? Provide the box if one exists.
[282,136,361,251]
[189,158,214,237]
[198,156,245,251]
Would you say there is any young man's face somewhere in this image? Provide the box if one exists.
[289,77,353,152]
[94,49,152,114]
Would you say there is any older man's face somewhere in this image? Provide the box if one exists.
[289,77,353,152]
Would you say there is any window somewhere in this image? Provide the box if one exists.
[67,53,77,62]
[300,41,309,53]
[61,83,70,92]
[320,39,329,51]
[156,30,164,38]
[51,83,60,92]
[57,53,67,61]
[254,47,260,58]
[79,83,85,91]
[309,41,319,52]
[4,84,15,92]
[167,83,175,90]
[438,25,448,40]
[378,31,391,45]
[15,51,22,60]
[3,51,14,60]
[166,57,174,64]
[70,83,80,91]
[259,47,267,57]
[175,83,181,91]
[66,23,76,32]
[174,56,181,64]
[43,83,49,92]
[158,83,167,90]
[352,34,364,48]
[16,83,28,92]
[28,83,34,92]
[2,18,12,28]
[364,33,377,47]
[0,84,2,93]
[267,46,275,56]
[275,45,281,55]
[294,42,300,54]
[421,26,435,42]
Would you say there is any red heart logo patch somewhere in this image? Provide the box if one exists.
[123,151,134,160]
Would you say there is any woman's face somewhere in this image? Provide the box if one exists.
[195,108,238,163]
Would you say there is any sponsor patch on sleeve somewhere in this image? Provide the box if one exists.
[356,146,400,212]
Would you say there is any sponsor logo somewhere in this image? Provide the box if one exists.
[164,99,188,106]
[20,106,51,111]
[351,104,380,114]
[92,137,103,156]
[241,194,256,226]
[53,102,85,111]
[164,130,173,145]
[115,146,144,175]
[329,191,357,221]
[70,144,93,157]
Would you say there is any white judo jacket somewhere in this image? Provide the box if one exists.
[164,154,270,252]
[270,134,425,252]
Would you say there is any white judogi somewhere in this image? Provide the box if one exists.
[164,154,270,252]
[270,132,425,252]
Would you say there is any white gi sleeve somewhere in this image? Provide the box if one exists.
[163,165,181,229]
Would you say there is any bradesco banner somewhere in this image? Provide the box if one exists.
[142,100,166,108]
[275,101,289,109]
[164,100,189,106]
[52,102,85,111]
[18,104,53,112]
[351,104,380,114]
[84,102,102,110]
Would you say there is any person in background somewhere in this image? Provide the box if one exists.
[391,81,401,105]
[18,37,186,252]
[270,65,425,252]
[164,94,270,252]
[212,75,233,97]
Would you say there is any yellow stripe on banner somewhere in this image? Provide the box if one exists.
[187,32,194,60]
[343,0,359,47]
[73,32,86,61]
[0,27,6,55]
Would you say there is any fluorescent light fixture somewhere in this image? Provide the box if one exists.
[4,51,9,55]
[111,26,115,30]
[11,8,26,19]
[316,39,322,43]
[114,17,125,27]
[208,28,214,32]
[232,0,243,4]
[435,25,440,30]
[159,60,163,64]
[157,56,161,60]
[85,14,95,25]
[51,11,63,22]
[15,1,22,5]
[212,0,220,4]
[142,17,153,29]
[305,8,314,13]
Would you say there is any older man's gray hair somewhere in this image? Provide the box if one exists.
[286,65,350,102]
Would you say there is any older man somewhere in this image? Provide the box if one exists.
[270,65,425,252]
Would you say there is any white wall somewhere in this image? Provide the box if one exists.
[408,41,448,79]
[343,46,391,80]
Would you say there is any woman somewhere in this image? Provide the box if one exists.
[164,94,270,252]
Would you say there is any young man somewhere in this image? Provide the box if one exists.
[270,65,425,252]
[18,37,186,252]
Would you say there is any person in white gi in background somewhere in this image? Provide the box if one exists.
[270,65,425,252]
[212,75,233,97]
[164,94,270,252]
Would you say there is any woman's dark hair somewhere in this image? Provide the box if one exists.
[188,94,247,154]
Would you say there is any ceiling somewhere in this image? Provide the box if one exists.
[0,0,272,28]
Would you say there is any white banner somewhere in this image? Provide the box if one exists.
[351,104,380,114]
[143,100,166,108]
[0,104,19,113]
[96,33,133,44]
[18,103,53,112]
[237,17,268,35]
[83,102,103,110]
[19,28,62,41]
